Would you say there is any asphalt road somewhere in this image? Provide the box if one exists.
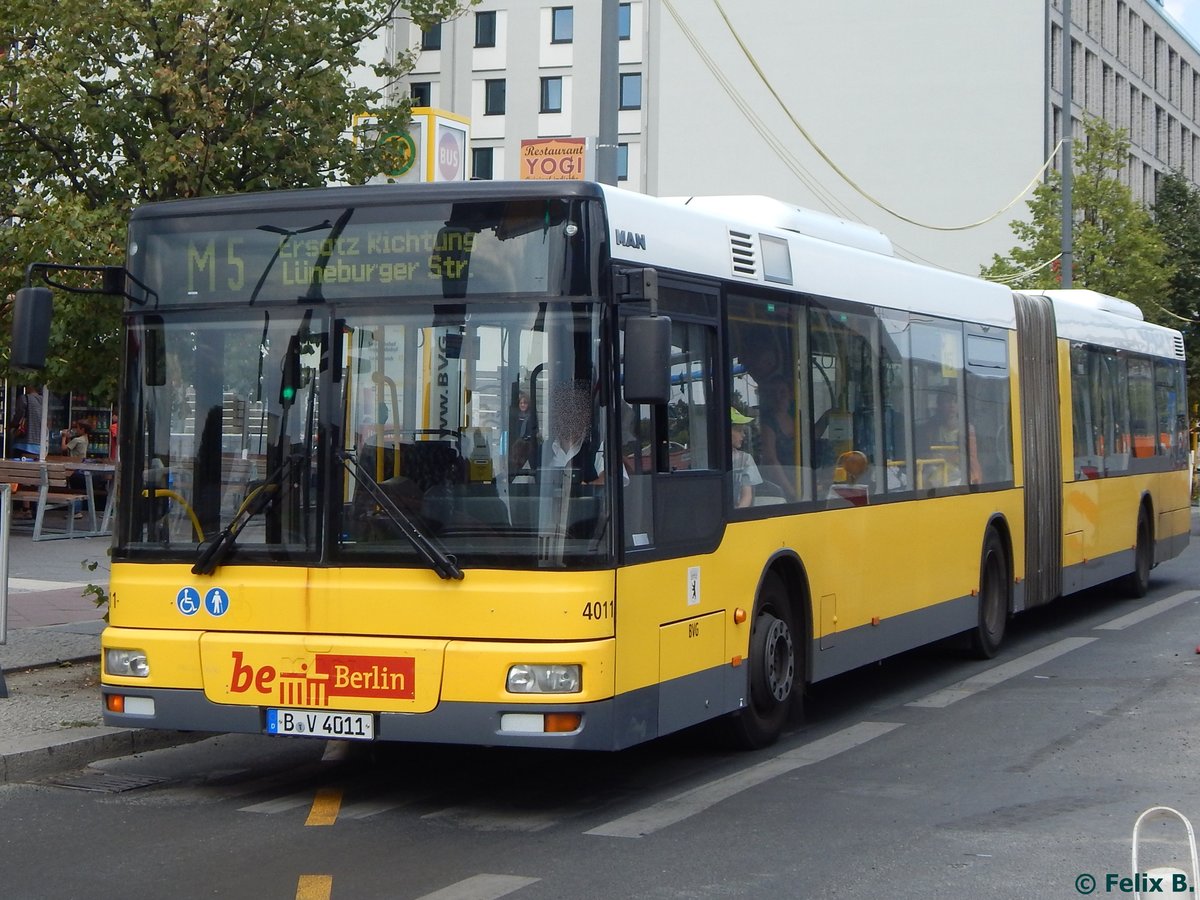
[1,533,1198,899]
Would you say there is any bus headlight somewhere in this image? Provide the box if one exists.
[105,649,150,678]
[506,664,582,694]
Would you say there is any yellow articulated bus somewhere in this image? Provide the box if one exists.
[13,181,1188,750]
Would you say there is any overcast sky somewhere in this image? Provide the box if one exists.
[1163,0,1200,44]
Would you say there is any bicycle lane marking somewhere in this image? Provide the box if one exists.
[1092,589,1200,631]
[585,721,903,839]
[905,637,1097,709]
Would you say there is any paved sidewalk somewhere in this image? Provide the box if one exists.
[0,519,197,783]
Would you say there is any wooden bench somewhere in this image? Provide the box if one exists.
[0,459,91,540]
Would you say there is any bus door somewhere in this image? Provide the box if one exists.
[617,280,726,738]
[618,283,723,559]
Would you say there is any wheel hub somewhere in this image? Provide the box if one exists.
[759,616,795,703]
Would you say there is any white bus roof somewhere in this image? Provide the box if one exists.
[598,185,1184,360]
[598,184,1016,329]
[1029,289,1184,360]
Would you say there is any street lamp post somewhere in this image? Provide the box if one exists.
[596,0,620,185]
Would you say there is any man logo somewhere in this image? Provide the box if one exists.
[616,229,646,250]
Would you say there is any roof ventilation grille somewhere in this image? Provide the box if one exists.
[729,229,757,278]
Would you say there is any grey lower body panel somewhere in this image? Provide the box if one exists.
[1156,529,1189,567]
[1061,546,1132,596]
[809,593,979,683]
[100,675,738,751]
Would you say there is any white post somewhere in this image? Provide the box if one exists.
[1,482,11,698]
[39,384,50,461]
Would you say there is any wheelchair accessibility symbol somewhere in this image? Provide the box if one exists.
[176,587,201,616]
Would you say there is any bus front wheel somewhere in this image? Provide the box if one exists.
[969,530,1009,659]
[1121,508,1153,599]
[726,572,799,749]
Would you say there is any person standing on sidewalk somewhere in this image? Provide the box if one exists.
[9,386,44,459]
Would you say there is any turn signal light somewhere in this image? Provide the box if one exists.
[106,694,125,714]
[544,713,582,733]
[733,608,747,624]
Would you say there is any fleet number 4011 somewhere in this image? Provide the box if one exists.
[582,600,615,620]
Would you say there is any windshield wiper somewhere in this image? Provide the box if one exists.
[337,449,464,581]
[191,456,292,576]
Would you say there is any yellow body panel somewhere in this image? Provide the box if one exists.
[103,627,204,688]
[659,612,726,683]
[440,639,614,703]
[108,563,616,641]
[613,489,1024,695]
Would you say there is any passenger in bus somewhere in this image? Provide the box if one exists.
[509,390,539,472]
[920,392,981,485]
[730,408,763,508]
[547,381,599,485]
[758,375,800,499]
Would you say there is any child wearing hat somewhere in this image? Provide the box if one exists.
[731,408,763,508]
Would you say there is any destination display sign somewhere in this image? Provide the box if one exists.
[129,200,576,306]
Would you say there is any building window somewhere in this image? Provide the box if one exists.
[552,7,574,43]
[540,76,563,113]
[410,82,431,107]
[619,72,642,110]
[619,3,632,40]
[475,11,496,48]
[617,143,629,181]
[420,23,442,51]
[485,79,507,116]
[472,147,494,180]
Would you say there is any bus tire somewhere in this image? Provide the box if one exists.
[725,572,799,749]
[1121,508,1153,599]
[969,529,1009,659]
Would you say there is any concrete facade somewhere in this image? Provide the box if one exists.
[389,1,1200,274]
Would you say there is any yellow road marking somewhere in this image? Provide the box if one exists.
[305,787,342,827]
[296,874,332,900]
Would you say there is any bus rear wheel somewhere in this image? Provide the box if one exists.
[1121,508,1153,599]
[969,530,1009,659]
[726,572,799,749]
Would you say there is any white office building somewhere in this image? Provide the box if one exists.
[389,1,1200,274]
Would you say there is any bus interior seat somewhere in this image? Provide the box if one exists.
[752,479,786,506]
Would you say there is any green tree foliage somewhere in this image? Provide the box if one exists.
[0,0,476,398]
[1152,170,1200,400]
[982,117,1174,318]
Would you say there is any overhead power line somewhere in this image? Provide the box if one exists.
[667,0,1062,233]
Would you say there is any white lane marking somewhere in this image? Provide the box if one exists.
[239,793,314,814]
[414,875,540,900]
[338,799,410,820]
[585,720,903,839]
[1094,590,1200,631]
[421,806,559,832]
[906,637,1097,708]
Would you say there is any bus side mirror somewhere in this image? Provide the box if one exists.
[623,315,672,405]
[11,286,53,371]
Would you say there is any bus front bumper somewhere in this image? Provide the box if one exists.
[100,686,647,751]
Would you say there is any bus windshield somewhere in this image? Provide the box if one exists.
[119,193,613,570]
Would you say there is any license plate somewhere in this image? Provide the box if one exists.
[266,708,375,741]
